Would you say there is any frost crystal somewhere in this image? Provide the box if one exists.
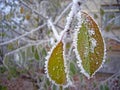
[88,29,95,36]
[90,38,97,53]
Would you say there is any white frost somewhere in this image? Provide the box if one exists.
[90,38,97,53]
[88,29,95,36]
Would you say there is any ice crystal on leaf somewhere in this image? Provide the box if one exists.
[74,11,106,79]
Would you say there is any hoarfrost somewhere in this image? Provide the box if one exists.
[88,29,95,36]
[90,38,97,53]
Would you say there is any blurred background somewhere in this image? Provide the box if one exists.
[0,0,120,90]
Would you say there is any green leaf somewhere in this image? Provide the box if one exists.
[0,66,6,73]
[70,63,76,75]
[52,84,57,90]
[75,12,105,78]
[32,46,35,53]
[0,33,6,37]
[34,49,39,60]
[100,84,109,90]
[7,43,14,50]
[0,85,7,90]
[45,41,68,85]
[42,48,47,57]
[9,67,19,77]
[100,8,105,16]
[94,14,98,19]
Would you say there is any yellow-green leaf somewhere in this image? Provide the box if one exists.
[20,7,24,14]
[75,12,105,78]
[34,49,39,60]
[45,41,67,85]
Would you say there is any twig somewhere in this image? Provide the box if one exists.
[4,39,50,56]
[19,0,47,20]
[3,21,36,41]
[102,15,120,42]
[102,15,120,30]
[94,71,120,90]
[48,19,59,41]
[54,2,72,24]
[20,0,64,29]
[64,0,81,32]
[0,23,47,46]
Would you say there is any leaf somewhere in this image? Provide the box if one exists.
[100,84,109,90]
[25,14,30,20]
[70,62,76,75]
[94,14,98,19]
[0,85,7,90]
[42,48,47,57]
[20,7,24,14]
[45,41,68,85]
[100,8,105,16]
[0,66,6,73]
[52,84,57,90]
[75,12,105,78]
[34,49,39,60]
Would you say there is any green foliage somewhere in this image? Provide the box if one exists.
[34,49,40,60]
[8,67,20,78]
[0,65,7,73]
[42,48,47,57]
[109,14,115,19]
[0,33,6,37]
[100,84,109,90]
[52,84,57,90]
[70,62,77,75]
[100,8,105,16]
[105,24,111,31]
[94,14,98,19]
[7,43,14,50]
[0,85,7,90]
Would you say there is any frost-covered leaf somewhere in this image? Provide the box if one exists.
[74,12,105,78]
[45,41,68,86]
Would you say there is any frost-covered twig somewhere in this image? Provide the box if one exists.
[102,15,120,30]
[5,39,50,56]
[0,23,47,46]
[102,15,120,42]
[54,2,72,24]
[103,31,120,42]
[48,19,59,41]
[3,21,36,41]
[64,0,81,32]
[20,0,63,30]
[94,71,120,90]
[19,0,47,20]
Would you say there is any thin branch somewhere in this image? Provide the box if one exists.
[0,23,47,46]
[5,39,50,56]
[102,15,120,29]
[102,15,120,42]
[20,0,64,30]
[64,0,81,32]
[94,71,120,90]
[48,19,59,41]
[3,21,36,41]
[103,30,120,42]
[54,2,72,24]
[19,0,47,20]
